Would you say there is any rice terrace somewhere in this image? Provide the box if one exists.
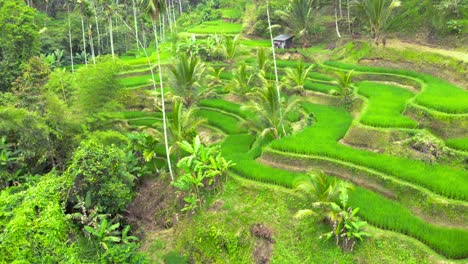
[0,0,467,263]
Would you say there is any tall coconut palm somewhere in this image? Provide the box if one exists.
[139,0,174,181]
[65,0,75,71]
[132,0,140,51]
[353,0,401,43]
[168,54,206,108]
[77,0,89,64]
[334,0,342,38]
[103,1,118,58]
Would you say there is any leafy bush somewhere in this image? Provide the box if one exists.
[0,174,80,263]
[67,140,135,215]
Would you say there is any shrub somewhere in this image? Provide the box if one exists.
[67,139,135,215]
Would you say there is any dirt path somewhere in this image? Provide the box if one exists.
[386,39,468,63]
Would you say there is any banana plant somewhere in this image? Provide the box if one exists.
[173,136,234,213]
[83,217,121,251]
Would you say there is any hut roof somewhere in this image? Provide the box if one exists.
[273,34,293,41]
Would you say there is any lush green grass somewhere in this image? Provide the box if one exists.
[121,111,163,119]
[119,74,160,88]
[349,187,468,259]
[221,134,308,187]
[445,137,468,152]
[357,81,418,128]
[199,99,254,119]
[239,39,271,47]
[304,81,337,94]
[270,103,468,200]
[199,99,468,258]
[186,20,242,34]
[324,61,468,114]
[195,109,245,134]
[127,117,161,127]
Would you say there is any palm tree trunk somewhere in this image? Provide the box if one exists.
[132,0,140,51]
[153,22,174,181]
[109,16,115,59]
[67,6,74,72]
[171,0,177,32]
[88,25,96,64]
[347,0,351,35]
[335,0,342,38]
[339,0,343,18]
[266,0,286,136]
[81,14,88,65]
[93,0,102,55]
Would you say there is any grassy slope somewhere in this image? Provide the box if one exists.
[162,176,464,263]
[356,81,418,128]
[325,61,468,114]
[270,103,468,201]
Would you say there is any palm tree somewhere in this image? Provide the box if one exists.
[103,1,118,58]
[229,63,254,96]
[166,98,206,155]
[334,0,342,38]
[353,0,401,43]
[295,172,352,220]
[77,0,89,64]
[65,0,75,71]
[243,77,301,139]
[222,35,239,67]
[132,0,140,52]
[283,61,314,95]
[256,47,270,74]
[139,0,174,181]
[168,54,206,108]
[276,0,323,46]
[206,66,225,89]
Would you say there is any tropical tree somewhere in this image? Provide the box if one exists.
[166,98,206,153]
[294,172,369,252]
[283,61,314,95]
[229,63,254,96]
[243,77,301,139]
[332,70,355,108]
[206,66,225,89]
[353,0,401,43]
[222,35,240,67]
[173,136,234,212]
[276,0,323,45]
[256,47,270,74]
[168,54,207,107]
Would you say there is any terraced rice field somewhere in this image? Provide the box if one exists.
[118,38,468,260]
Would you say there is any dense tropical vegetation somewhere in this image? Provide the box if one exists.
[0,0,467,262]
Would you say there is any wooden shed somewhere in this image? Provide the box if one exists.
[273,34,293,49]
